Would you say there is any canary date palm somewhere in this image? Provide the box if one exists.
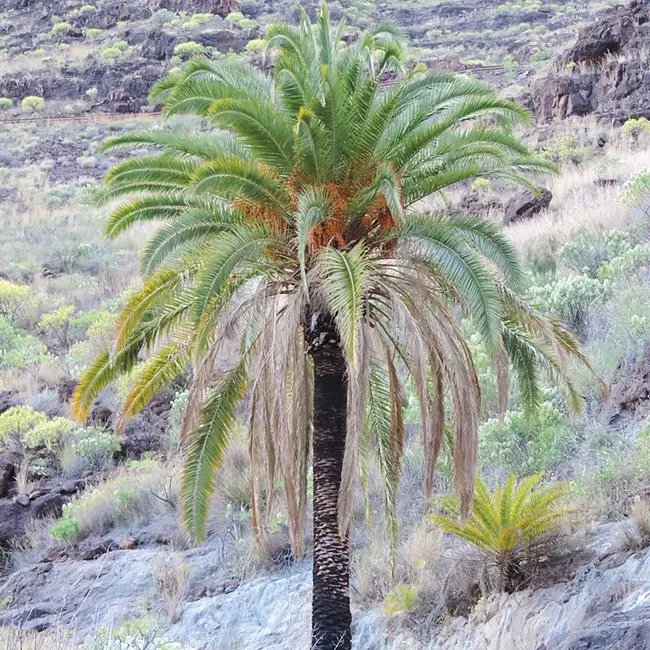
[74,6,598,648]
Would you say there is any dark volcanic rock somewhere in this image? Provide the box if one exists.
[0,391,20,415]
[503,188,553,225]
[607,344,650,424]
[0,452,21,499]
[533,0,650,123]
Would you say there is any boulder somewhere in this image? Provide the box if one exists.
[503,188,553,225]
[0,391,20,415]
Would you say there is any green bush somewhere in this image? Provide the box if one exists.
[51,21,72,38]
[225,11,257,29]
[597,245,650,282]
[245,38,267,53]
[0,406,47,448]
[23,417,76,451]
[84,27,103,39]
[74,427,121,470]
[528,274,613,332]
[101,47,122,60]
[383,583,419,615]
[185,13,213,27]
[0,279,35,326]
[49,517,81,543]
[559,229,631,276]
[0,317,51,370]
[620,169,650,207]
[38,305,76,351]
[0,98,12,110]
[112,40,129,52]
[21,96,45,113]
[529,50,550,64]
[173,41,206,58]
[150,9,177,25]
[622,117,650,144]
[479,403,573,476]
[540,136,591,166]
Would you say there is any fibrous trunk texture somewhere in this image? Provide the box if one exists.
[310,327,352,650]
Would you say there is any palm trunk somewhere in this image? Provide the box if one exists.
[309,320,352,650]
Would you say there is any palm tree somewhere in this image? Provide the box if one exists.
[74,7,599,649]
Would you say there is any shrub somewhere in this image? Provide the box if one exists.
[559,229,631,276]
[529,50,550,64]
[73,426,120,470]
[21,96,45,113]
[479,404,573,476]
[0,97,12,110]
[173,41,206,58]
[225,11,257,29]
[620,169,650,207]
[0,317,51,370]
[52,462,178,539]
[51,21,72,37]
[430,473,569,592]
[528,274,613,333]
[597,245,650,282]
[0,406,47,448]
[0,278,35,325]
[383,583,418,615]
[23,417,76,452]
[84,27,103,39]
[185,13,213,27]
[38,305,75,351]
[101,47,122,60]
[112,40,129,52]
[622,117,650,144]
[540,135,591,166]
[245,38,267,53]
[150,9,177,25]
[49,517,81,543]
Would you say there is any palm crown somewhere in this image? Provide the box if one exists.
[74,7,595,559]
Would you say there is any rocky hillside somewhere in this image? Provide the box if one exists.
[532,0,650,123]
[0,0,619,115]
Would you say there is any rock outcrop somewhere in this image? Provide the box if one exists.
[1,523,649,649]
[532,0,650,124]
[503,188,553,225]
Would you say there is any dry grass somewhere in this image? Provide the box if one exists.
[353,520,443,603]
[624,497,650,551]
[0,628,78,650]
[153,555,191,623]
[506,139,650,259]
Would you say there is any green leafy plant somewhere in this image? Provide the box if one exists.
[431,473,569,592]
[622,117,650,145]
[383,583,419,615]
[23,417,77,452]
[0,406,47,448]
[529,275,613,333]
[0,97,12,110]
[21,96,45,113]
[73,427,121,470]
[173,41,206,58]
[49,517,81,543]
[479,403,573,476]
[51,21,72,38]
[620,169,650,207]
